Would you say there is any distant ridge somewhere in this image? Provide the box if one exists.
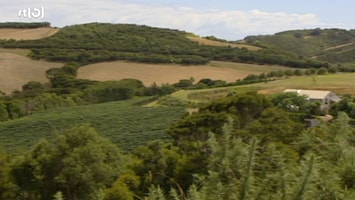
[244,28,355,63]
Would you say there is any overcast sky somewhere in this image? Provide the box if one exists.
[1,0,354,40]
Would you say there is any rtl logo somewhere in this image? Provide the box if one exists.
[18,7,45,20]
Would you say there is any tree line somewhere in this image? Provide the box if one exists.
[0,22,51,29]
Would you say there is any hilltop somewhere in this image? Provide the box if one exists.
[0,22,330,94]
[0,22,325,67]
[1,22,354,95]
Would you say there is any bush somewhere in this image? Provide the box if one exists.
[317,67,328,75]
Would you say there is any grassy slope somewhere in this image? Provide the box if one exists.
[160,73,355,104]
[256,73,355,94]
[77,61,290,85]
[0,97,185,153]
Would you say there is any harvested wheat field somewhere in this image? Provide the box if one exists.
[78,61,288,86]
[0,53,62,94]
[0,27,59,40]
[187,36,261,51]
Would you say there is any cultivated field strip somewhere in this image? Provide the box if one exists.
[0,98,185,153]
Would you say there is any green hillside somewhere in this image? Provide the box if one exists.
[244,28,355,63]
[0,22,327,68]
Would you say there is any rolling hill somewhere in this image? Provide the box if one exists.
[1,22,355,154]
[244,28,355,63]
[157,73,355,106]
[0,22,353,95]
[0,22,326,68]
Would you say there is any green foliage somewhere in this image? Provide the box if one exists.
[82,79,146,103]
[53,191,64,200]
[247,107,303,144]
[2,23,209,65]
[0,152,19,200]
[168,93,287,150]
[271,92,321,118]
[0,101,9,121]
[0,22,51,28]
[0,93,78,121]
[11,124,128,200]
[245,28,355,64]
[1,92,354,199]
[146,115,354,199]
[146,83,177,96]
[295,112,355,198]
[173,79,194,89]
[16,81,45,98]
[132,141,185,194]
[104,181,134,200]
[330,95,355,118]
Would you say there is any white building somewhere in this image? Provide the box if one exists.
[284,89,341,111]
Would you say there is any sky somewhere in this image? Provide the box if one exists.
[1,0,354,40]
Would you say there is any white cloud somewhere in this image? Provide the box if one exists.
[0,0,334,40]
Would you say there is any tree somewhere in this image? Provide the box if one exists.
[132,141,186,195]
[285,69,295,76]
[145,115,355,199]
[247,107,303,144]
[271,92,320,118]
[0,152,19,200]
[317,67,328,75]
[328,66,339,74]
[21,81,44,97]
[197,78,215,87]
[173,79,193,89]
[294,69,304,76]
[0,101,9,121]
[11,124,128,200]
[330,95,355,118]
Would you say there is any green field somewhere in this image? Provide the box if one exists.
[0,97,185,153]
[256,73,355,94]
[157,73,355,105]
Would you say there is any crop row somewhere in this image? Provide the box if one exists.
[0,98,185,153]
